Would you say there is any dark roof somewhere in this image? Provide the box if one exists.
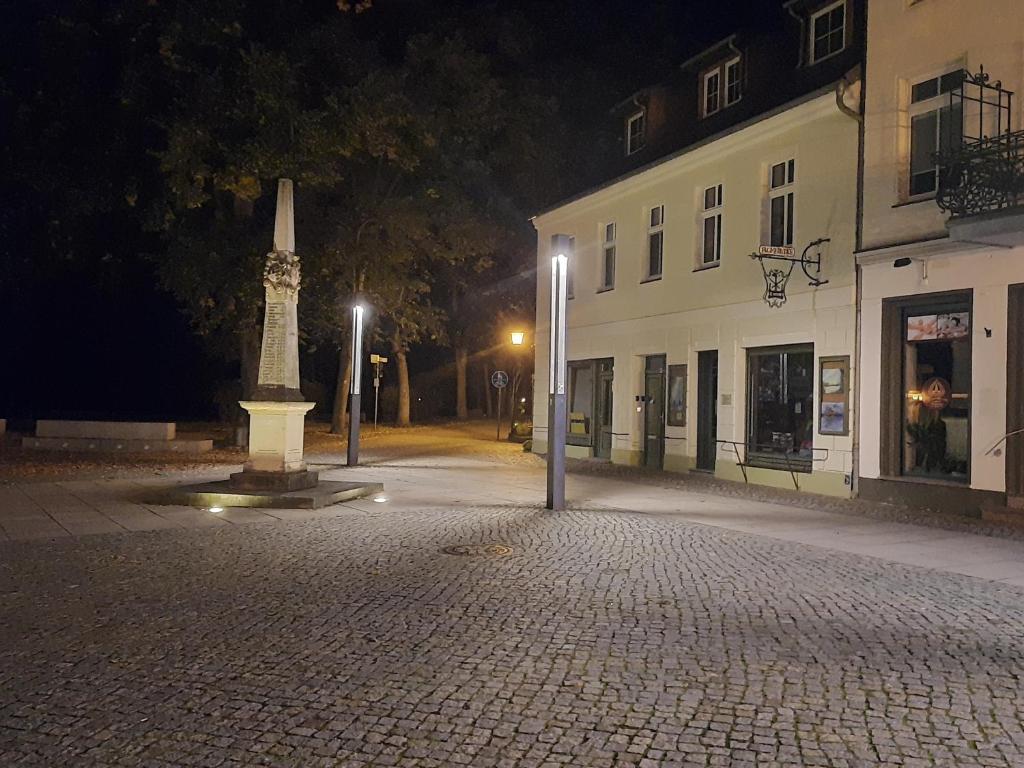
[537,0,865,218]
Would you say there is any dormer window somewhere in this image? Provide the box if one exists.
[626,111,646,155]
[701,56,742,118]
[809,1,846,64]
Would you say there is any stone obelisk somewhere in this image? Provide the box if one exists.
[231,179,317,492]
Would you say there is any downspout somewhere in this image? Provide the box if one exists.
[834,65,867,497]
[786,3,806,68]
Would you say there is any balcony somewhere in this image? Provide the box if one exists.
[936,68,1024,247]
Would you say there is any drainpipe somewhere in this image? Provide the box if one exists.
[786,3,806,68]
[834,63,867,498]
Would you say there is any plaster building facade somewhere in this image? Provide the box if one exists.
[856,0,1024,513]
[532,1,865,497]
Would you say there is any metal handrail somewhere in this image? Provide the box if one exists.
[984,427,1024,456]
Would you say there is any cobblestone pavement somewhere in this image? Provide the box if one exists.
[3,493,1024,767]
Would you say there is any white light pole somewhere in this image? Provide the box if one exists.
[347,304,365,466]
[547,235,570,511]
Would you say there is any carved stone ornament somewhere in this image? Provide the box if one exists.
[263,249,301,296]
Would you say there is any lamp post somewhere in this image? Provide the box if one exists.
[509,331,526,439]
[347,304,365,466]
[547,235,570,511]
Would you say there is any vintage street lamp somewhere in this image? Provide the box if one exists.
[347,304,365,466]
[547,235,570,511]
[510,331,525,346]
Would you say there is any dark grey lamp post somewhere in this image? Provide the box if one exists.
[546,235,570,511]
[347,304,365,467]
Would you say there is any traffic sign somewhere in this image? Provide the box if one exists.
[491,370,509,389]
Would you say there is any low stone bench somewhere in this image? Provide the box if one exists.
[36,420,175,441]
[23,421,212,454]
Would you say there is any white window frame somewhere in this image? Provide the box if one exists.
[768,159,796,248]
[906,69,964,201]
[600,222,616,291]
[626,111,646,156]
[702,69,721,117]
[724,57,742,106]
[809,0,846,65]
[701,56,742,118]
[646,205,665,280]
[699,184,723,267]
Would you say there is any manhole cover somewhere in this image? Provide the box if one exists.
[441,544,513,557]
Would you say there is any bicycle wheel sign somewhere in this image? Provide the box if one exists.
[490,370,509,389]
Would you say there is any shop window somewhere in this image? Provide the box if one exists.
[902,304,971,481]
[747,345,814,471]
[568,361,595,445]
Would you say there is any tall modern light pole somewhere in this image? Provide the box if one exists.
[347,304,365,467]
[546,235,570,511]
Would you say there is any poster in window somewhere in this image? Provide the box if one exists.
[667,364,687,427]
[818,356,850,436]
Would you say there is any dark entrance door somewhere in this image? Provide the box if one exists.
[594,361,614,459]
[1008,285,1024,499]
[696,350,719,472]
[643,355,666,469]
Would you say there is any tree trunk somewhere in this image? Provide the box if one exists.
[483,364,493,417]
[331,340,352,434]
[455,345,469,420]
[393,334,411,427]
[239,326,261,400]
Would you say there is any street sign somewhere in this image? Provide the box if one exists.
[757,244,795,258]
[370,353,388,364]
[491,370,509,389]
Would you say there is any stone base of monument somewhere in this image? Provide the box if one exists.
[228,468,319,492]
[156,479,384,510]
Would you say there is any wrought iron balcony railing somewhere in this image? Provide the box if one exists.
[935,67,1024,219]
[936,128,1024,218]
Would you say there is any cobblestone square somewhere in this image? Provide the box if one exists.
[2,431,1023,766]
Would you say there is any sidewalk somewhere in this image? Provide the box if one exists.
[2,449,1024,589]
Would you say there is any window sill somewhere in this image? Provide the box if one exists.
[891,195,937,209]
[596,286,614,294]
[640,275,662,284]
[877,473,970,487]
[693,262,721,272]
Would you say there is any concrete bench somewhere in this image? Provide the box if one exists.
[35,420,176,440]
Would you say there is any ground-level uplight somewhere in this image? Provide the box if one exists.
[373,495,388,503]
[209,506,224,514]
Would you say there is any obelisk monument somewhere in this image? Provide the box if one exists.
[231,179,317,491]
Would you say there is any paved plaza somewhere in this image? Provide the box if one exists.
[2,427,1024,766]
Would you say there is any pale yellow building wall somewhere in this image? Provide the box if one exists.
[532,92,861,496]
[861,0,1024,250]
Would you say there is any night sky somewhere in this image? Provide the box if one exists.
[0,0,771,425]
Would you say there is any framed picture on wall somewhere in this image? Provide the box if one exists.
[819,356,850,435]
[667,364,687,427]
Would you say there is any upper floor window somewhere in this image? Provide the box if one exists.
[909,70,964,197]
[769,160,795,247]
[701,185,723,266]
[646,206,664,280]
[810,1,846,64]
[701,56,741,118]
[600,223,616,291]
[626,111,646,155]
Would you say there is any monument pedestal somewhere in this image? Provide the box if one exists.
[230,400,317,491]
